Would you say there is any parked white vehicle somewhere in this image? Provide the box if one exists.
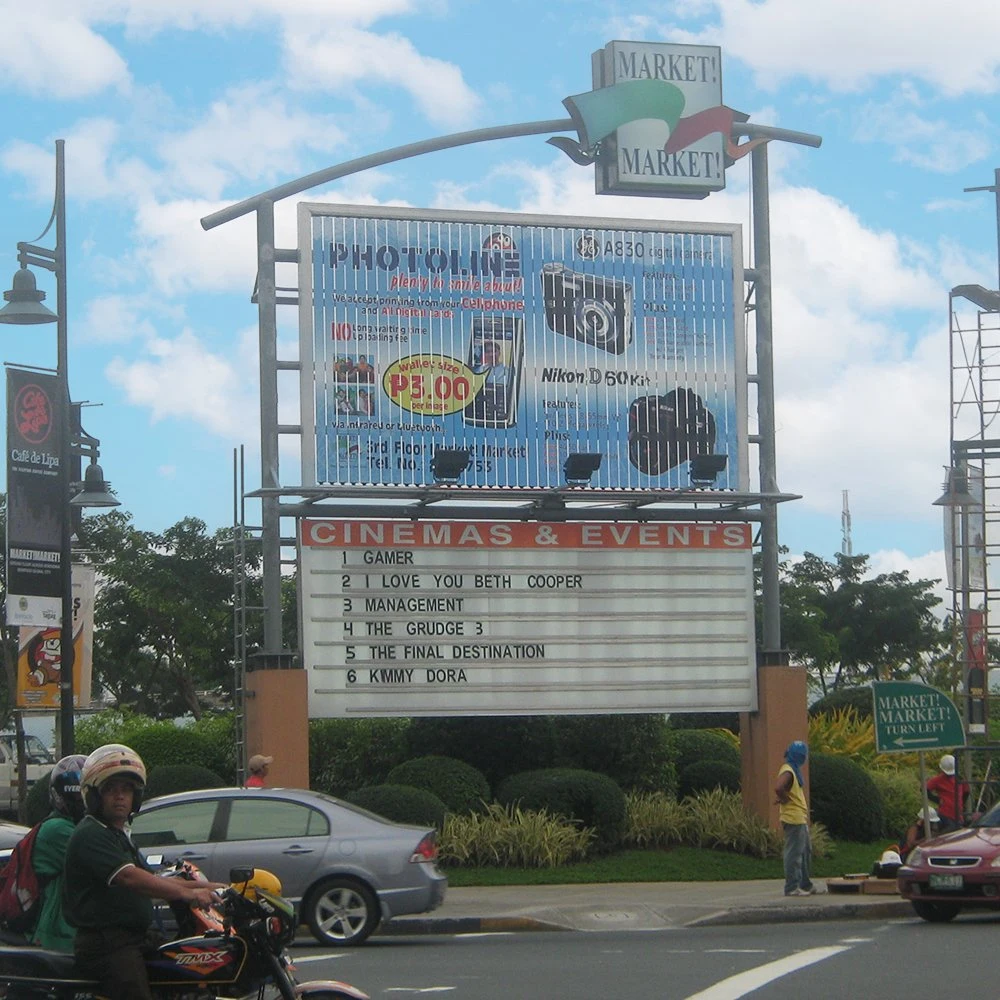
[0,734,55,816]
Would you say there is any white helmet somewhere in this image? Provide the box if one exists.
[940,754,956,776]
[919,806,941,823]
[880,850,902,866]
[81,744,147,816]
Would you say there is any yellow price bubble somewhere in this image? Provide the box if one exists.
[383,355,487,416]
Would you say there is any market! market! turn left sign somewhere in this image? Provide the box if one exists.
[872,681,965,753]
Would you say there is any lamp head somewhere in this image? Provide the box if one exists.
[933,466,976,508]
[70,461,121,508]
[689,453,728,487]
[563,452,602,486]
[430,448,471,485]
[0,268,57,326]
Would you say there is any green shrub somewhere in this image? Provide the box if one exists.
[668,729,740,777]
[188,714,238,784]
[441,802,594,868]
[809,687,874,719]
[74,709,160,754]
[551,715,678,795]
[868,768,922,840]
[678,760,741,799]
[623,791,687,849]
[810,752,886,840]
[682,788,783,858]
[345,784,447,828]
[667,713,740,734]
[386,756,490,814]
[146,764,225,799]
[25,771,53,825]
[406,717,557,788]
[495,768,626,852]
[310,719,410,795]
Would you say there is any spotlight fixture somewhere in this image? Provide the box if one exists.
[689,453,728,487]
[563,452,603,486]
[430,448,471,484]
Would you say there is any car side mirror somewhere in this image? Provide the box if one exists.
[230,867,254,884]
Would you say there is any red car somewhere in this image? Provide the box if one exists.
[898,807,1000,921]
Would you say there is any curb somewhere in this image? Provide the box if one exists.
[687,899,913,928]
[379,915,570,936]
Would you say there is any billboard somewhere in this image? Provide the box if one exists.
[299,205,746,492]
[299,518,757,718]
[16,562,95,710]
[592,41,727,198]
[5,368,65,627]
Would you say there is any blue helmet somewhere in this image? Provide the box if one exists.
[50,754,87,822]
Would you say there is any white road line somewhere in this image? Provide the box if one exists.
[291,954,351,964]
[705,949,767,954]
[683,945,851,1000]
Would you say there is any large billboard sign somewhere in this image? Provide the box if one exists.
[5,368,65,627]
[299,518,757,718]
[299,204,746,492]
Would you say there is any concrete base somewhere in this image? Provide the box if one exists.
[740,663,809,829]
[245,669,310,788]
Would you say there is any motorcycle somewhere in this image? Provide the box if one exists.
[0,861,369,1000]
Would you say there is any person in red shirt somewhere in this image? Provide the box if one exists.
[245,754,273,789]
[926,754,968,832]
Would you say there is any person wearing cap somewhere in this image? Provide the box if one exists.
[897,806,942,858]
[926,754,969,832]
[774,740,816,897]
[245,754,273,788]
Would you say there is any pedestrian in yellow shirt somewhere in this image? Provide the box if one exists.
[774,740,815,897]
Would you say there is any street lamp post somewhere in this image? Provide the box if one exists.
[0,140,118,755]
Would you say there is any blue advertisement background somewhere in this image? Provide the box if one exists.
[307,210,743,491]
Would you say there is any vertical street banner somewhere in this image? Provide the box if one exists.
[965,607,987,734]
[16,562,95,710]
[5,369,65,627]
[299,204,746,492]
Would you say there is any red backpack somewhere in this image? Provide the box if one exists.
[0,822,44,933]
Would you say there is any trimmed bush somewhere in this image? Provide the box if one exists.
[667,713,740,734]
[386,756,490,814]
[406,717,557,788]
[623,791,687,849]
[188,714,238,784]
[683,788,783,858]
[496,768,626,852]
[146,764,225,799]
[310,718,410,795]
[809,687,874,719]
[668,729,740,778]
[678,759,741,799]
[809,752,886,841]
[551,715,678,795]
[344,784,447,828]
[868,768,922,841]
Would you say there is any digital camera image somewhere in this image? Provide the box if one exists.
[540,263,633,354]
[627,389,717,476]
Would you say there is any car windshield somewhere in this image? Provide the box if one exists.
[0,735,55,764]
[973,802,1000,827]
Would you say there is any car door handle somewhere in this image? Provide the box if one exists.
[179,851,208,861]
[282,847,314,856]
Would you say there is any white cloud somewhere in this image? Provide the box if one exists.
[106,327,257,437]
[79,294,157,344]
[284,26,481,127]
[0,7,130,98]
[676,0,1000,96]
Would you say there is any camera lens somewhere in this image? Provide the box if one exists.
[575,298,615,346]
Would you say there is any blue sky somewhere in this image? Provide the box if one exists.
[2,0,999,603]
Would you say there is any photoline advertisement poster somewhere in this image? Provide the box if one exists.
[298,205,746,493]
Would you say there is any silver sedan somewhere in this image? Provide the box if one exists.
[129,786,446,945]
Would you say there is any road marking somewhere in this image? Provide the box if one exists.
[384,988,456,994]
[705,949,767,954]
[683,945,850,1000]
[839,937,872,943]
[291,954,351,964]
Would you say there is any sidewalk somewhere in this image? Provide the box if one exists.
[381,879,913,936]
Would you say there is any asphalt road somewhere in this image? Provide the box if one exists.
[290,915,1000,999]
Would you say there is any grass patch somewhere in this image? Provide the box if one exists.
[444,841,886,887]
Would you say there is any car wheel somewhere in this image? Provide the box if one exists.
[304,877,380,946]
[911,900,960,922]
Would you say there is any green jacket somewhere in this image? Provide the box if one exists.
[30,812,75,953]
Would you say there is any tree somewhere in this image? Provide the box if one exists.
[84,511,247,719]
[779,551,948,694]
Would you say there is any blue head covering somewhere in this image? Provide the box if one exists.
[784,741,808,788]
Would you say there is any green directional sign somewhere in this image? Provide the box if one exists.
[872,681,965,753]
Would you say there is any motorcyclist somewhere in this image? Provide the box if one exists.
[30,754,87,952]
[63,744,226,1000]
